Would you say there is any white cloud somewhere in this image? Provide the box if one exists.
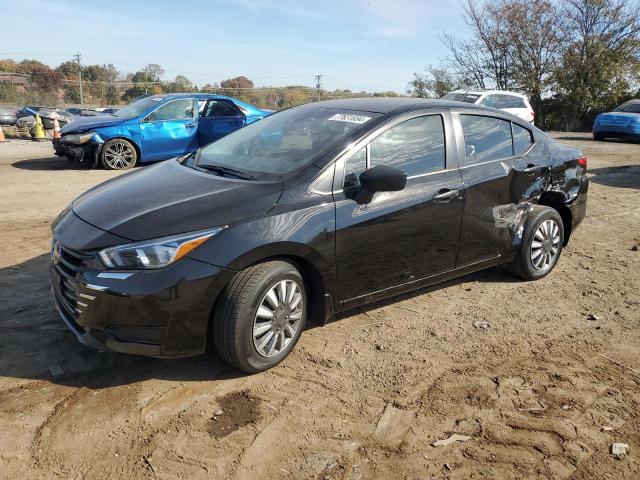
[355,0,431,37]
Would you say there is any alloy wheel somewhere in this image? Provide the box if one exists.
[103,141,135,169]
[252,280,303,357]
[530,219,561,271]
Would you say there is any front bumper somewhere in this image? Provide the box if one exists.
[50,240,235,358]
[53,138,103,165]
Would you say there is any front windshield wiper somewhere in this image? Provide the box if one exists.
[195,163,256,181]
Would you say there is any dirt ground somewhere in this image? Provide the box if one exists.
[0,134,638,480]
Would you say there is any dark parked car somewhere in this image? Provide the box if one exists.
[0,107,18,125]
[51,98,588,372]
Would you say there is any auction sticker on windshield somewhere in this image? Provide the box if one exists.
[327,113,372,124]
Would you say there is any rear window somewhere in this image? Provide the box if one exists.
[481,94,527,109]
[441,93,481,104]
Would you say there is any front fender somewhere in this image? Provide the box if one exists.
[94,122,143,158]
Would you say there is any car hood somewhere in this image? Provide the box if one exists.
[61,115,129,134]
[72,160,284,242]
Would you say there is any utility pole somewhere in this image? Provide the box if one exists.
[315,74,322,102]
[73,53,83,107]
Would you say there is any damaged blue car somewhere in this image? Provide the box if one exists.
[53,93,272,169]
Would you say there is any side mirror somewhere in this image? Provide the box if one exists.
[354,165,407,204]
[141,115,151,123]
[359,165,407,193]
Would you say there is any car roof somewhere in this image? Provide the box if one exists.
[448,89,528,98]
[146,92,237,101]
[302,97,493,114]
[620,99,640,105]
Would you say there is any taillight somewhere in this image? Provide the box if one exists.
[577,156,587,173]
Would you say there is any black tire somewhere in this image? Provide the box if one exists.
[213,260,307,373]
[505,205,564,280]
[100,138,138,170]
[593,133,605,141]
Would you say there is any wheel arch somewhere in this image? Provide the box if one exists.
[537,192,572,245]
[100,136,142,164]
[206,243,334,352]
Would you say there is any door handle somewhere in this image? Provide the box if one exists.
[185,122,196,128]
[433,189,460,203]
[523,164,543,174]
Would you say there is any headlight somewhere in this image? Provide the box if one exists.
[61,131,98,145]
[98,227,224,269]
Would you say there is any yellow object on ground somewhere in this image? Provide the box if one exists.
[33,113,47,141]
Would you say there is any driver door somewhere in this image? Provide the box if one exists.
[140,98,198,160]
[334,112,464,302]
[198,99,246,146]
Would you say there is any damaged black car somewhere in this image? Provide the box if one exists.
[51,98,588,373]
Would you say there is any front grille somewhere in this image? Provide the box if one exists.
[51,241,98,323]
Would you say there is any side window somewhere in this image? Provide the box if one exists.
[369,115,445,177]
[343,147,366,189]
[480,95,498,108]
[460,115,513,164]
[203,100,242,118]
[149,99,194,121]
[503,95,526,108]
[512,123,534,155]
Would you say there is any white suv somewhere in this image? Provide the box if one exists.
[442,90,535,124]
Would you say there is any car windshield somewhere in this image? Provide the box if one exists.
[441,93,482,103]
[614,103,640,113]
[113,96,168,118]
[195,106,381,178]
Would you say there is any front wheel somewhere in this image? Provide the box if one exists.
[593,133,605,141]
[100,138,137,170]
[505,205,564,280]
[213,261,307,373]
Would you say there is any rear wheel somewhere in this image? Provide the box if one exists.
[213,261,307,373]
[100,138,137,170]
[505,205,564,280]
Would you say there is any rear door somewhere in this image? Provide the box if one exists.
[453,112,543,266]
[140,98,198,160]
[334,111,464,302]
[198,99,246,146]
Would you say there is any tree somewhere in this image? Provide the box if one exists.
[408,65,461,98]
[141,64,164,82]
[442,0,514,90]
[220,76,254,90]
[554,0,640,129]
[165,75,193,93]
[499,0,566,123]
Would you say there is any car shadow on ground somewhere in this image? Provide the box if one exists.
[11,156,97,171]
[0,252,518,390]
[0,253,245,390]
[588,165,640,190]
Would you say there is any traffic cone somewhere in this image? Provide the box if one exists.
[0,125,7,142]
[53,118,61,139]
[33,113,47,141]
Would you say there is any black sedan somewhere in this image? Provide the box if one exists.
[50,98,588,372]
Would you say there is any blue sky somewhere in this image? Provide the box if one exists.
[1,0,467,93]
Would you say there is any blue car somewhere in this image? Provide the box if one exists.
[593,99,640,142]
[53,93,272,169]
